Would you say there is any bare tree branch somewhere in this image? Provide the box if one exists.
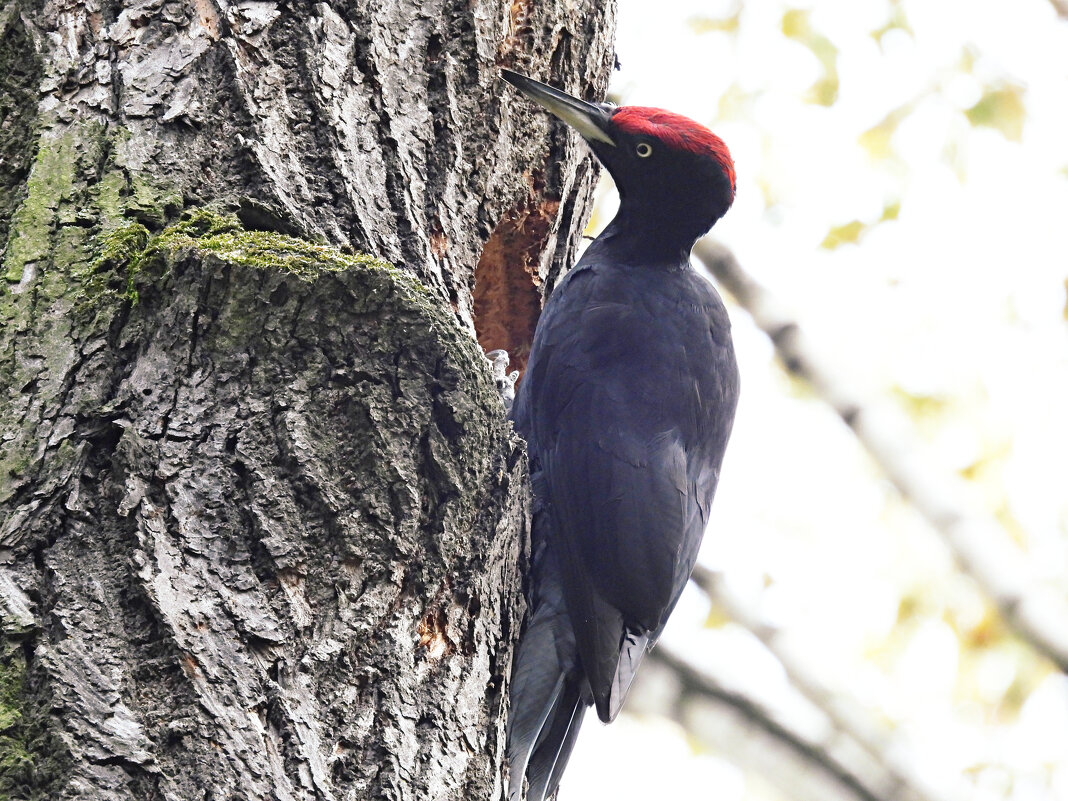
[638,646,926,801]
[690,565,970,801]
[693,238,1068,673]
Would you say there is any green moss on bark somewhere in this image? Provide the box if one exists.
[1,120,184,300]
[146,210,397,281]
[0,639,68,801]
[3,133,76,284]
[97,210,411,303]
[127,175,183,228]
[0,645,32,798]
[0,9,42,259]
[77,210,406,312]
[80,221,151,305]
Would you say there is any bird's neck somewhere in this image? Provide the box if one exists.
[593,201,700,269]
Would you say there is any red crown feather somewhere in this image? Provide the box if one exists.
[612,107,736,194]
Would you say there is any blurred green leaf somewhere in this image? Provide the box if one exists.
[782,9,840,106]
[716,82,756,121]
[959,45,978,74]
[780,8,807,38]
[859,104,913,160]
[689,7,741,34]
[820,220,865,249]
[584,173,616,237]
[807,77,838,107]
[871,1,913,46]
[1000,642,1053,714]
[965,84,1026,141]
[821,201,902,250]
[703,604,731,629]
[890,386,952,419]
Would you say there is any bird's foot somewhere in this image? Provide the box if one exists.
[486,349,519,412]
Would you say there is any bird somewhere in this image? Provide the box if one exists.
[501,69,741,801]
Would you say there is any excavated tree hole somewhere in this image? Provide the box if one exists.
[473,198,558,377]
[417,608,454,661]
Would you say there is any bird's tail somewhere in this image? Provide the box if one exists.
[608,627,650,721]
[507,565,587,801]
[525,674,587,801]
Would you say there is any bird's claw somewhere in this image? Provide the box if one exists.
[486,349,519,412]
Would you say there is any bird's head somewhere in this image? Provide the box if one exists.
[502,70,735,255]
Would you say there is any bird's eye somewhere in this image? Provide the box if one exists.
[635,142,653,158]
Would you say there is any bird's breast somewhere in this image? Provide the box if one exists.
[524,262,737,472]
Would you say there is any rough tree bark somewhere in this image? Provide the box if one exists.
[0,1,616,799]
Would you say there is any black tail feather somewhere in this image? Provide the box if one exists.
[527,678,587,801]
[507,542,580,801]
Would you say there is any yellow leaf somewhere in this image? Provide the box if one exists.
[890,386,951,419]
[859,126,893,160]
[781,8,809,39]
[806,76,839,107]
[960,603,1006,649]
[703,604,731,629]
[958,45,977,74]
[896,593,922,625]
[782,9,839,106]
[965,84,1026,141]
[717,82,755,121]
[859,104,912,160]
[871,2,913,46]
[820,220,865,249]
[756,175,780,212]
[688,8,741,34]
[942,136,968,183]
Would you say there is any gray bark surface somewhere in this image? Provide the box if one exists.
[0,0,617,798]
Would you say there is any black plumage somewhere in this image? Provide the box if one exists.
[502,71,740,801]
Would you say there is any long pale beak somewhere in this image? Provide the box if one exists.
[501,70,616,147]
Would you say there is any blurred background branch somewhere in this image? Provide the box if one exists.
[693,238,1068,674]
[688,565,969,801]
[638,644,926,801]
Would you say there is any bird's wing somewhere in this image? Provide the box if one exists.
[541,412,703,721]
[546,421,695,626]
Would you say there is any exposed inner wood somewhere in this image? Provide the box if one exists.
[473,197,559,377]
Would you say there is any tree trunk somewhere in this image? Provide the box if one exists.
[0,1,616,798]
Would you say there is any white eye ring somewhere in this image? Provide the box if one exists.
[635,142,653,158]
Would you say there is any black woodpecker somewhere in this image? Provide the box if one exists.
[501,70,741,801]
